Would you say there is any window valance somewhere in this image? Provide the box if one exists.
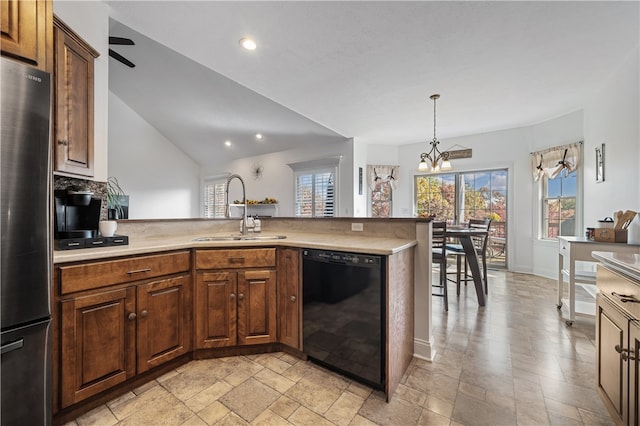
[531,142,582,181]
[367,165,399,190]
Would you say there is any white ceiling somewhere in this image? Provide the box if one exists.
[105,1,639,168]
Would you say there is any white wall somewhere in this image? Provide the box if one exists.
[201,139,354,217]
[54,1,110,181]
[584,47,640,243]
[392,111,586,275]
[108,92,200,218]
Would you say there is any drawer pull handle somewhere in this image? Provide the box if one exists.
[127,268,152,275]
[67,242,81,247]
[612,292,639,303]
[91,241,104,245]
[229,257,245,263]
[615,344,636,361]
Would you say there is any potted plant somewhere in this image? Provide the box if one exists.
[106,177,127,220]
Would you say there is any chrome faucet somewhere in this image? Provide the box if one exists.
[225,174,248,235]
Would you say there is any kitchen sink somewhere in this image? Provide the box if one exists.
[193,235,286,242]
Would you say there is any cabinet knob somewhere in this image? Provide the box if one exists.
[290,295,296,302]
[230,293,235,300]
[238,293,244,300]
[128,312,137,320]
[140,310,148,318]
[58,140,68,146]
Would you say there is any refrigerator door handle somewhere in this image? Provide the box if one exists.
[1,338,24,355]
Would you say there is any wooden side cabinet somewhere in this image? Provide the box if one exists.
[277,248,301,349]
[60,286,136,408]
[1,0,52,71]
[53,16,98,177]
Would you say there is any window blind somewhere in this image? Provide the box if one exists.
[203,181,226,218]
[295,171,334,217]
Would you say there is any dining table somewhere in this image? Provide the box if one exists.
[445,227,489,306]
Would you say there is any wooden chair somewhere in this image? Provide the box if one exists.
[431,221,449,311]
[446,218,492,295]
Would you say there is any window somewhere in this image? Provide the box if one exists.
[415,169,508,268]
[532,142,582,240]
[295,170,335,217]
[542,170,577,238]
[371,181,392,217]
[202,179,226,218]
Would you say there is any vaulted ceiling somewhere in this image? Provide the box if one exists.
[105,1,639,168]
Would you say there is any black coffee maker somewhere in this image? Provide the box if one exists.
[54,187,101,240]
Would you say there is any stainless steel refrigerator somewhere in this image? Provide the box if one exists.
[1,58,52,425]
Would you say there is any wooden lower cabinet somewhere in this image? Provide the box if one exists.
[137,275,192,373]
[277,248,301,349]
[596,264,640,425]
[59,274,192,408]
[195,268,276,348]
[596,293,628,424]
[60,286,136,408]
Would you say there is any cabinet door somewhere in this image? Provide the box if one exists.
[60,287,136,408]
[137,275,192,373]
[1,0,51,71]
[277,249,301,349]
[195,271,237,348]
[596,294,628,424]
[237,269,277,346]
[630,320,640,426]
[53,18,97,177]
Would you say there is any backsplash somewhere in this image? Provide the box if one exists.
[53,176,108,220]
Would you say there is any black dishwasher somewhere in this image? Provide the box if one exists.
[302,248,385,389]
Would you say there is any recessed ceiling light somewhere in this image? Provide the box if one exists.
[255,133,263,140]
[239,37,257,51]
[225,140,232,147]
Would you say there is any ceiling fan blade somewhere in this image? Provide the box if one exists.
[109,36,135,45]
[109,49,135,68]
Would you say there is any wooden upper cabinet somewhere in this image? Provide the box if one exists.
[53,16,98,177]
[1,0,52,71]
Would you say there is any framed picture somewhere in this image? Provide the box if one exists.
[595,143,605,183]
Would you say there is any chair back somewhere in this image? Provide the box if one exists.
[432,221,447,258]
[468,218,492,253]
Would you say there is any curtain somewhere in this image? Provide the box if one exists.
[531,142,582,181]
[367,165,399,191]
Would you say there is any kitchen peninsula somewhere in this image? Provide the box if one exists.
[52,217,431,424]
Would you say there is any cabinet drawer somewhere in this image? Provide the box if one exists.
[59,251,191,294]
[597,265,640,319]
[196,249,276,270]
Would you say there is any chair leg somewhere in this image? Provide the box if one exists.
[456,255,462,295]
[441,259,448,311]
[482,254,488,294]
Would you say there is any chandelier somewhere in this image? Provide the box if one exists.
[418,94,452,173]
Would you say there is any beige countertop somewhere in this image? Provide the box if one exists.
[593,251,640,282]
[53,231,417,264]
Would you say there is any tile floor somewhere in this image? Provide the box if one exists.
[67,271,613,425]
